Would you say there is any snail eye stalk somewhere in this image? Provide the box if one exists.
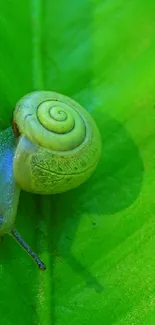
[11,228,46,270]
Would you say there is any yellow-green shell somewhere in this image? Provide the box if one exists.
[13,91,102,194]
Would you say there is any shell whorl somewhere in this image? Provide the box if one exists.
[13,91,90,152]
[13,91,102,194]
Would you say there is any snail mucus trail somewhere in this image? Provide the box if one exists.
[0,91,102,270]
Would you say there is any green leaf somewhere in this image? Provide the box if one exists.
[0,1,155,324]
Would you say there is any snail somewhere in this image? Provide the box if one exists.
[0,91,102,270]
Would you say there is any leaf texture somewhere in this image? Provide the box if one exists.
[0,1,155,324]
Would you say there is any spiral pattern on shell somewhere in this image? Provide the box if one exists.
[13,91,90,152]
[13,91,102,194]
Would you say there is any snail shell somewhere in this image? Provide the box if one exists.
[13,91,102,195]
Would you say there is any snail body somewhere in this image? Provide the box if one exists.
[0,127,20,235]
[0,91,102,269]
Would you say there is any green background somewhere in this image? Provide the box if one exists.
[0,1,155,324]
